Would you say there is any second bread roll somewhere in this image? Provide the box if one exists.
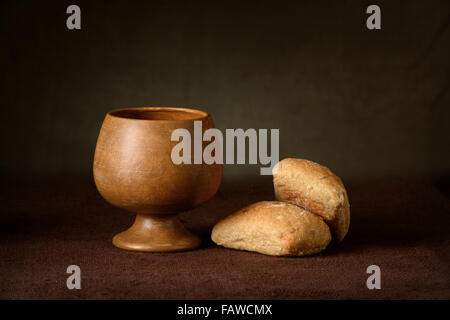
[211,201,331,256]
[273,158,350,242]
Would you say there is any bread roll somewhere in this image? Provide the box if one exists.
[273,158,350,242]
[211,201,331,256]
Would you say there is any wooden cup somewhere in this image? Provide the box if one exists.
[93,107,222,252]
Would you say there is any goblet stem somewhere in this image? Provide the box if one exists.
[112,214,201,252]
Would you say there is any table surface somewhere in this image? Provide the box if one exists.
[0,175,449,299]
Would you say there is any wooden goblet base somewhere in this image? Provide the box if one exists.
[112,214,201,252]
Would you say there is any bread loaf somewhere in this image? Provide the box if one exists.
[273,158,350,242]
[211,201,332,256]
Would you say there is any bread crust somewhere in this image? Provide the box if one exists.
[211,201,332,256]
[273,158,350,242]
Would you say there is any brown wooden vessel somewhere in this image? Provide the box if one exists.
[93,107,222,252]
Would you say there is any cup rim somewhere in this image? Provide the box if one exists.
[107,106,209,122]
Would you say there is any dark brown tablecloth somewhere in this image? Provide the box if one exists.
[0,175,449,299]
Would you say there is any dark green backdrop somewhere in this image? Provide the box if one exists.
[1,0,449,182]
